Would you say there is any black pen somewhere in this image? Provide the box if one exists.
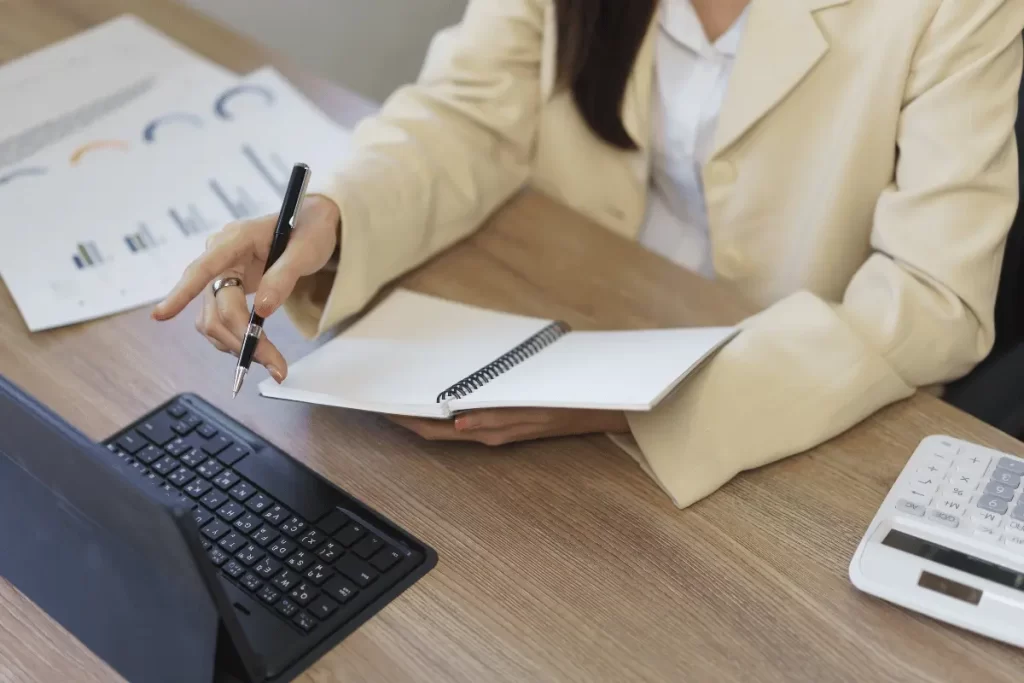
[233,163,311,397]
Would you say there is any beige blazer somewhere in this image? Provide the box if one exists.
[285,0,1024,508]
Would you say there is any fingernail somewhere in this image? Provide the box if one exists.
[267,365,285,383]
[256,294,277,316]
[454,416,473,431]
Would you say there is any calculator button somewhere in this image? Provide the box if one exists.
[1003,534,1024,549]
[997,456,1024,475]
[939,484,971,501]
[920,455,950,474]
[957,453,990,476]
[927,509,960,528]
[984,481,1016,501]
[949,471,981,491]
[936,498,968,517]
[905,489,933,505]
[1007,519,1024,534]
[971,510,1003,528]
[991,469,1021,489]
[1012,505,1024,522]
[977,495,1010,515]
[974,527,999,539]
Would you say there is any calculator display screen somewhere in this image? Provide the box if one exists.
[883,529,1024,596]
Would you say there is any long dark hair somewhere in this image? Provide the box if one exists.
[555,0,659,150]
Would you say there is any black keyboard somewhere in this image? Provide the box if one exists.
[103,396,432,637]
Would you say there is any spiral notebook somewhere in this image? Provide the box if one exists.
[258,290,738,418]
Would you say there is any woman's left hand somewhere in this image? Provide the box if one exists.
[386,409,630,447]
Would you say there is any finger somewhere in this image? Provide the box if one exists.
[152,225,256,320]
[386,416,475,442]
[214,281,288,381]
[196,293,242,355]
[252,228,327,318]
[454,409,553,432]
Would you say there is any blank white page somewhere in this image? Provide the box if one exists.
[259,290,552,417]
[452,327,738,412]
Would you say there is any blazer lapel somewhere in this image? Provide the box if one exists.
[712,0,851,157]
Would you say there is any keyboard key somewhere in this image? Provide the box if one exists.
[185,478,213,499]
[219,532,248,553]
[334,554,378,587]
[272,569,301,592]
[153,456,180,476]
[197,424,218,439]
[203,434,233,457]
[322,576,358,604]
[293,611,317,633]
[353,535,384,560]
[232,451,336,522]
[239,573,263,592]
[275,598,299,618]
[316,509,349,535]
[258,585,282,606]
[193,507,215,528]
[234,512,262,534]
[208,547,230,566]
[236,544,265,567]
[183,413,203,430]
[992,469,1021,489]
[201,539,212,550]
[138,416,176,446]
[222,560,246,579]
[305,563,334,585]
[213,471,241,491]
[136,445,163,465]
[253,557,281,579]
[286,550,314,572]
[142,471,163,487]
[181,448,207,468]
[201,490,229,510]
[252,526,280,547]
[288,582,319,607]
[128,460,146,475]
[196,459,224,479]
[371,549,402,573]
[218,501,245,522]
[895,499,926,517]
[998,456,1024,475]
[280,517,307,538]
[316,541,343,562]
[257,585,281,605]
[168,467,195,487]
[263,504,290,526]
[165,438,191,457]
[308,594,339,621]
[202,519,230,541]
[246,493,272,514]
[334,523,366,547]
[115,432,146,454]
[268,537,298,560]
[171,419,193,436]
[978,495,1010,515]
[229,481,256,502]
[299,529,326,550]
[927,509,959,528]
[984,481,1016,501]
[218,444,249,467]
[936,498,968,517]
[167,403,187,419]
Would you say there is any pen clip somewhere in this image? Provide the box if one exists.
[290,164,311,227]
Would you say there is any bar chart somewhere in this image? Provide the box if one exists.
[72,241,104,269]
[123,223,160,253]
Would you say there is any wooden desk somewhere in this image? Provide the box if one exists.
[3,2,1024,681]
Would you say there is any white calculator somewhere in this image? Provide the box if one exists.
[850,435,1024,647]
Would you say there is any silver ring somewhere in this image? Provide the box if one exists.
[211,277,243,297]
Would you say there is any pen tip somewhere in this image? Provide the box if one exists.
[231,390,238,399]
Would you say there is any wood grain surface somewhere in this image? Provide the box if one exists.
[3,2,1024,682]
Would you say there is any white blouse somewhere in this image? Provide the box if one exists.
[640,0,749,279]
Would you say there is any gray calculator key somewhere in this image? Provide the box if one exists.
[991,469,1021,488]
[896,499,927,517]
[978,495,1010,515]
[1012,505,1024,522]
[984,481,1016,501]
[998,456,1024,475]
[927,509,959,528]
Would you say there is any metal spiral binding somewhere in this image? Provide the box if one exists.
[435,321,571,403]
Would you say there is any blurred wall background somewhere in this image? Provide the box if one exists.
[183,0,469,102]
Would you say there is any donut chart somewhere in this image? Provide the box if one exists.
[213,84,275,120]
[69,140,131,165]
[0,166,47,186]
[142,113,204,142]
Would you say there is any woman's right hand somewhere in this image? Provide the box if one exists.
[150,195,341,382]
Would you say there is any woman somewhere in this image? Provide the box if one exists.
[153,0,1024,508]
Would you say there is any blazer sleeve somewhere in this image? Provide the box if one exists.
[283,0,544,337]
[619,0,1024,508]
